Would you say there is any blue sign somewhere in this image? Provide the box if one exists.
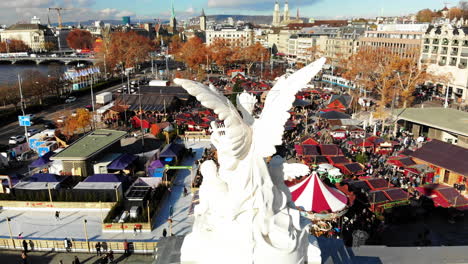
[18,115,31,127]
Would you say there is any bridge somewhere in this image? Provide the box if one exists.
[0,56,97,65]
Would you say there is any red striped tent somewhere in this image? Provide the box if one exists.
[289,171,347,213]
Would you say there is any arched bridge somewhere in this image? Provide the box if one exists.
[0,56,97,65]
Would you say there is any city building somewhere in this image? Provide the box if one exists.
[359,24,429,57]
[410,139,468,190]
[420,21,468,103]
[200,9,207,31]
[0,23,56,52]
[393,107,468,148]
[122,16,131,25]
[169,1,177,34]
[272,1,281,26]
[206,25,254,47]
[50,129,127,177]
[286,27,340,63]
[272,0,303,27]
[324,27,365,66]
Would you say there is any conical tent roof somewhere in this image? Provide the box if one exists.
[289,171,347,213]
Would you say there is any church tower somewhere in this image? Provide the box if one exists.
[283,0,290,22]
[272,1,281,26]
[170,0,177,34]
[200,8,207,31]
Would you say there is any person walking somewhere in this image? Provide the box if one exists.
[21,251,27,264]
[102,241,108,253]
[108,250,114,263]
[123,240,129,256]
[55,211,60,221]
[28,240,34,252]
[22,240,28,253]
[183,187,188,197]
[72,256,80,264]
[95,242,102,256]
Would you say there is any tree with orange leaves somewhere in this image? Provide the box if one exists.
[232,42,270,75]
[176,37,208,73]
[102,31,153,71]
[209,38,234,74]
[343,47,450,109]
[0,39,30,53]
[448,7,464,20]
[168,35,183,55]
[66,29,93,50]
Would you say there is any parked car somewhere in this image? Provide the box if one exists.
[65,96,77,103]
[9,135,26,145]
[26,129,40,137]
[43,121,56,129]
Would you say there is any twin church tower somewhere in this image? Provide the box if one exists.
[273,0,302,26]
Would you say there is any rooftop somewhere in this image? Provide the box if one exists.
[6,23,49,31]
[393,107,468,137]
[410,139,468,176]
[51,129,127,161]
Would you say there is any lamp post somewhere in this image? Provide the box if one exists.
[444,84,450,108]
[114,185,119,202]
[83,219,90,252]
[6,217,15,249]
[46,183,53,204]
[147,201,151,227]
[18,74,29,146]
[138,87,145,146]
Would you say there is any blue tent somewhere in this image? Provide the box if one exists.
[27,173,62,182]
[160,143,184,158]
[84,174,125,183]
[29,151,54,168]
[107,153,137,170]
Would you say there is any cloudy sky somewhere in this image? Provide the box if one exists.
[0,0,446,25]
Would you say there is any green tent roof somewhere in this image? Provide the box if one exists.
[393,108,468,137]
[51,129,127,161]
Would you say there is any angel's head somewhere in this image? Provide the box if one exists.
[236,92,257,116]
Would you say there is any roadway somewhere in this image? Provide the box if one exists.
[0,60,182,145]
[0,80,126,145]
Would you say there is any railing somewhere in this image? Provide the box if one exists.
[0,237,157,254]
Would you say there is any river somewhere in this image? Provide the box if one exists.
[0,64,68,85]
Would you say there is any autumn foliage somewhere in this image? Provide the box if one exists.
[176,37,208,71]
[98,31,154,71]
[67,29,93,50]
[175,36,270,76]
[342,47,450,108]
[0,39,30,53]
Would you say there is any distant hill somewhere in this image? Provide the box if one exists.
[57,14,308,27]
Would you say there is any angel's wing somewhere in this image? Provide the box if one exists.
[174,79,252,165]
[253,57,326,157]
[282,163,310,180]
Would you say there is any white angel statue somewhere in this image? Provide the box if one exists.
[175,57,326,264]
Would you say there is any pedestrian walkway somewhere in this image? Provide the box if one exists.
[152,141,209,238]
[0,250,153,264]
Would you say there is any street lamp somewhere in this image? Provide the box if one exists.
[45,183,53,204]
[114,185,119,202]
[6,217,15,249]
[83,219,90,252]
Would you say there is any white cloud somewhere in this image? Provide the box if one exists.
[207,0,321,11]
[0,0,135,24]
[185,7,195,14]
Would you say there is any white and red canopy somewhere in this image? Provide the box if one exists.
[289,171,347,213]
